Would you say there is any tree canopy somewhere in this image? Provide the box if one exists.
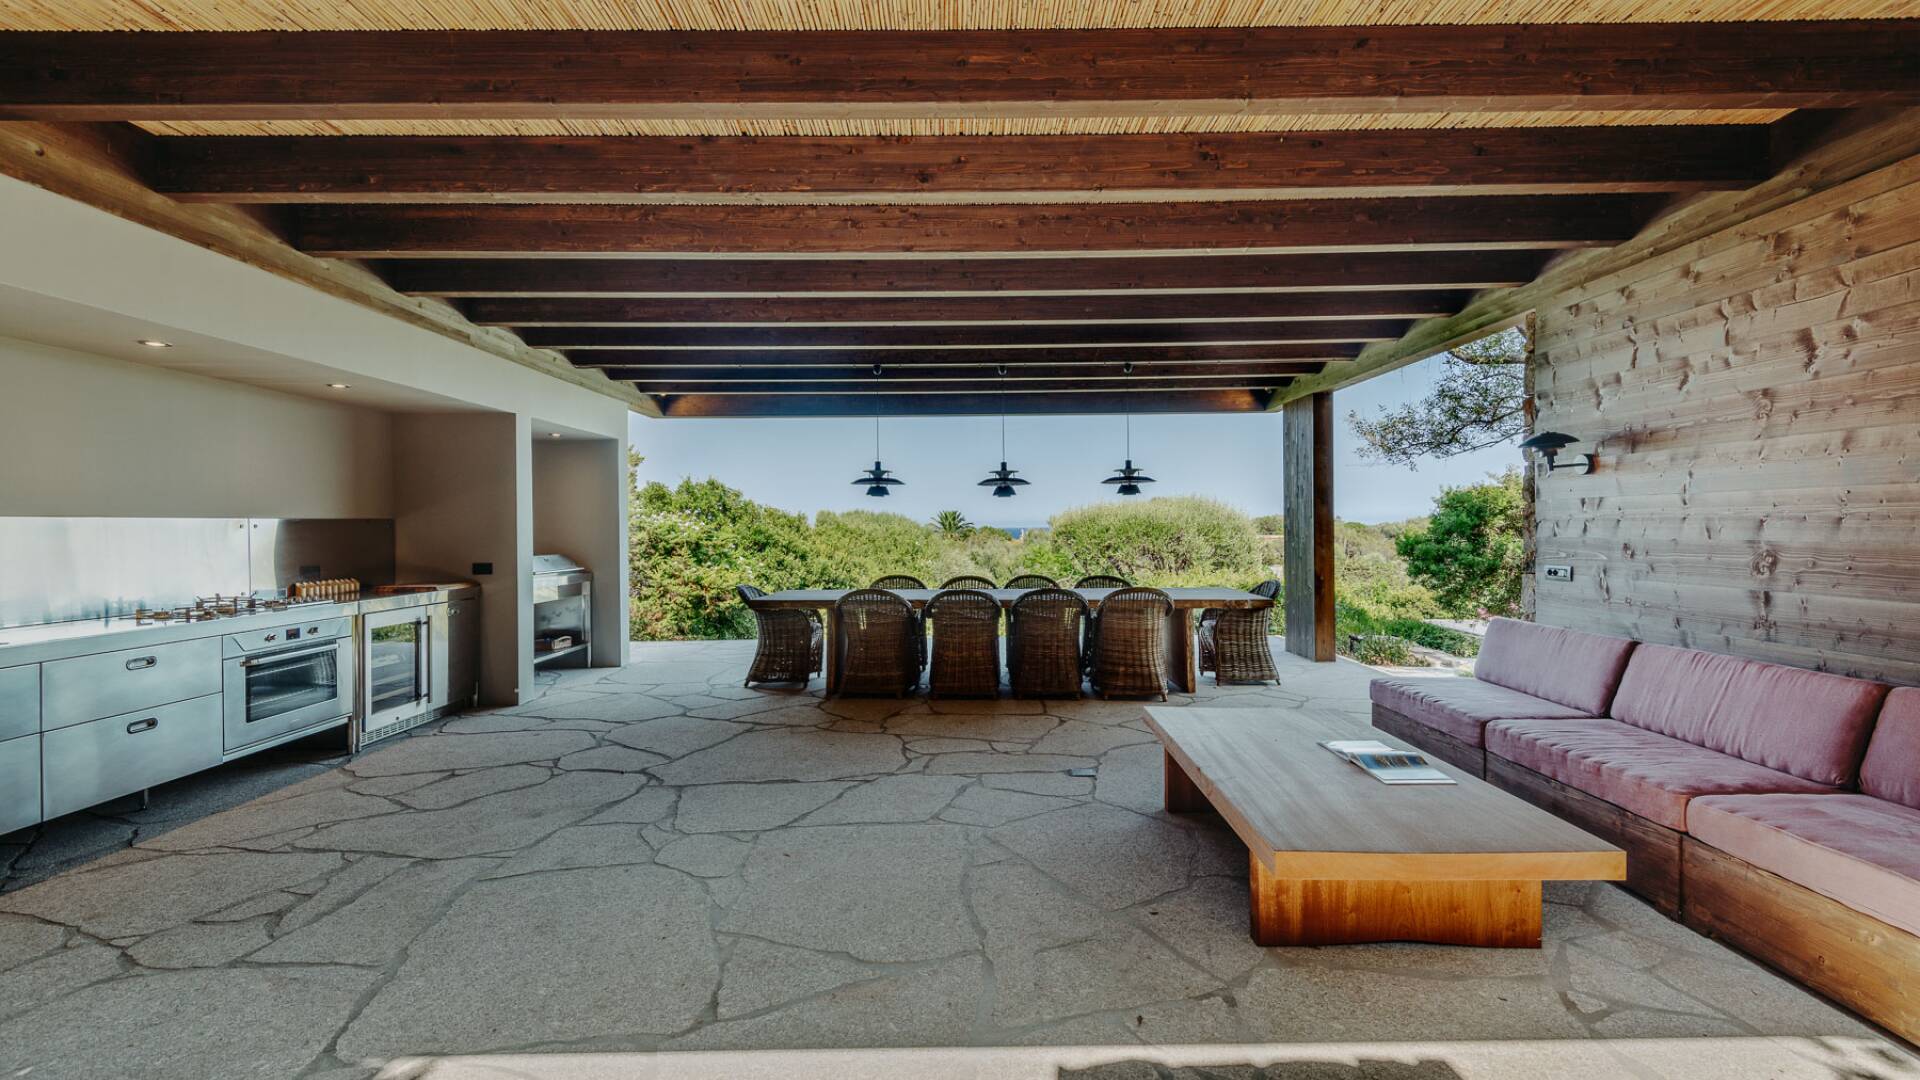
[1347,327,1528,468]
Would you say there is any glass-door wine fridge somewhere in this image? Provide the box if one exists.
[360,603,448,745]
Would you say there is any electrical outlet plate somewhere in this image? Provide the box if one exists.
[1542,564,1574,581]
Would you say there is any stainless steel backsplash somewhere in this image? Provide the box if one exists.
[0,517,395,628]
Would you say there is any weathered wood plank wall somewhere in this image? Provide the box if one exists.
[1531,151,1920,685]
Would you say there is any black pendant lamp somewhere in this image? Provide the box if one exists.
[853,406,904,497]
[978,365,1030,498]
[1101,389,1155,496]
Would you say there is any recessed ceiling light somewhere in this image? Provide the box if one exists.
[326,383,351,390]
[136,339,172,348]
[548,432,562,438]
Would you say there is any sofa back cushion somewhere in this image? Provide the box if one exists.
[1609,643,1890,787]
[1474,617,1636,716]
[1860,688,1920,810]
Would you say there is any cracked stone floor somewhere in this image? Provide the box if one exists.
[1,642,1914,1080]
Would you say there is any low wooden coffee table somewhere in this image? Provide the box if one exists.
[1145,707,1625,947]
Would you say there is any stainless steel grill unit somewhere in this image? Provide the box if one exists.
[533,553,592,667]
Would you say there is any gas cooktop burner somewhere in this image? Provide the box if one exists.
[130,594,323,625]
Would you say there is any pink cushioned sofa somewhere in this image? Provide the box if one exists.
[1370,617,1636,775]
[1371,623,1916,1040]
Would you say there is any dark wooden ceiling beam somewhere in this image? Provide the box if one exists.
[5,26,1917,120]
[290,196,1644,257]
[570,344,1358,368]
[151,128,1768,203]
[600,361,1326,382]
[656,388,1272,418]
[528,320,1405,350]
[383,252,1546,297]
[632,376,1290,394]
[463,291,1470,326]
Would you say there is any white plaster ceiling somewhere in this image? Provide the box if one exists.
[0,283,475,412]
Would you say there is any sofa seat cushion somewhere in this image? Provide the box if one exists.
[1474,617,1637,716]
[1487,718,1839,830]
[1689,793,1920,938]
[1608,643,1888,787]
[1371,677,1594,747]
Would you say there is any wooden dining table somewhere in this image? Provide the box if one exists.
[750,587,1276,694]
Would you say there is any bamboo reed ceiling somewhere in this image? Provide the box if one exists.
[135,109,1791,138]
[1,0,1906,31]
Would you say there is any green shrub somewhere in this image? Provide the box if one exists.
[1395,469,1526,618]
[628,475,824,641]
[809,509,941,588]
[1350,634,1420,666]
[1379,618,1482,657]
[1044,496,1262,585]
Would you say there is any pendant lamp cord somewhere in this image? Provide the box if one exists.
[1000,366,1008,459]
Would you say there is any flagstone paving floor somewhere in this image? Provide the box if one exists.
[0,641,1913,1080]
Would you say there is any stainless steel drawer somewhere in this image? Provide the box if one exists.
[41,694,222,820]
[0,734,39,835]
[42,638,220,730]
[0,664,38,742]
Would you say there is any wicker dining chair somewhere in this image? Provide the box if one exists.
[1007,588,1090,698]
[937,574,996,590]
[869,577,928,663]
[1074,574,1128,675]
[1198,579,1281,684]
[1088,586,1174,700]
[736,584,823,688]
[1004,574,1059,590]
[832,589,923,697]
[925,589,1003,698]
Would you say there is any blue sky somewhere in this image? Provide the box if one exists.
[628,355,1519,526]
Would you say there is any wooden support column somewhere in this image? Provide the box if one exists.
[1283,392,1336,661]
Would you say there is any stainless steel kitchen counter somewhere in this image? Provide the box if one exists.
[0,585,478,668]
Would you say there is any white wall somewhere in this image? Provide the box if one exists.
[534,437,629,667]
[0,334,392,518]
[393,412,532,706]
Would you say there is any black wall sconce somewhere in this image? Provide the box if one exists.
[1518,431,1597,475]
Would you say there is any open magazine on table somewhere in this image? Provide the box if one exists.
[1318,740,1457,785]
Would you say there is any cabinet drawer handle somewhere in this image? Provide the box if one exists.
[125,656,157,670]
[126,718,159,734]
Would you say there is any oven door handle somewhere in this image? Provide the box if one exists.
[238,642,342,668]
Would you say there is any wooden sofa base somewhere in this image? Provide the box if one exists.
[1486,754,1683,917]
[1372,703,1487,777]
[1684,838,1920,1043]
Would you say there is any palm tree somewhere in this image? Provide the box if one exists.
[931,510,974,538]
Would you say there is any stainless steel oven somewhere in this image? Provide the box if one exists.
[220,616,354,755]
